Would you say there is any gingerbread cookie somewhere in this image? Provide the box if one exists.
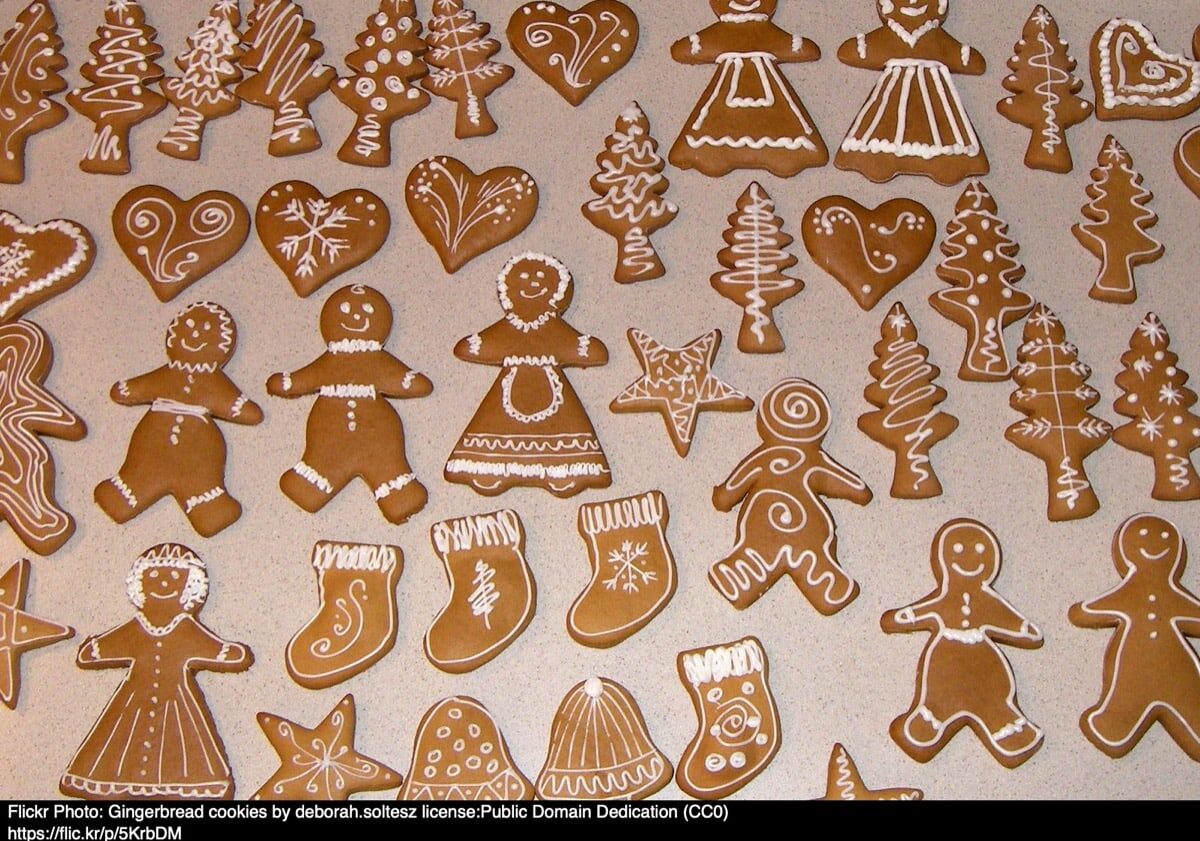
[286,542,403,689]
[883,519,1043,768]
[1177,125,1200,199]
[1070,514,1200,761]
[445,253,611,498]
[0,558,73,709]
[96,303,262,538]
[568,490,675,648]
[1006,305,1112,521]
[0,210,94,324]
[60,544,253,801]
[0,1,68,184]
[257,181,390,298]
[267,284,432,523]
[836,0,987,185]
[157,1,243,162]
[1073,136,1163,305]
[711,378,871,614]
[113,186,251,303]
[582,102,677,284]
[424,0,513,139]
[507,0,637,106]
[332,1,430,168]
[677,636,780,800]
[1112,313,1200,502]
[253,694,401,800]
[610,328,752,457]
[711,183,801,353]
[398,696,532,800]
[997,6,1092,174]
[406,157,538,274]
[67,0,166,175]
[424,510,535,674]
[536,677,671,800]
[1092,19,1200,121]
[929,181,1034,382]
[0,321,85,556]
[670,0,826,178]
[802,196,933,311]
[859,302,958,500]
[817,744,922,801]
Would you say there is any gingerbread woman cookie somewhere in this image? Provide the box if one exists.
[883,519,1044,769]
[0,558,73,709]
[1070,514,1200,761]
[268,284,432,524]
[0,1,68,184]
[96,303,262,538]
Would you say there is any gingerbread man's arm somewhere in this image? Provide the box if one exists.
[714,446,776,512]
[75,621,139,669]
[810,452,873,505]
[202,372,263,425]
[267,354,332,398]
[554,322,608,368]
[837,28,890,70]
[452,322,512,366]
[881,594,943,634]
[182,616,253,672]
[926,29,985,74]
[670,25,726,64]
[1166,587,1200,636]
[977,589,1043,649]
[373,354,434,399]
[772,28,820,63]
[1068,582,1130,630]
[111,367,172,407]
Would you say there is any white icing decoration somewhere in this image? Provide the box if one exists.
[373,472,414,499]
[294,460,333,494]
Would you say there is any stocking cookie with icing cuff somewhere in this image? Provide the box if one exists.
[268,284,432,524]
[96,303,262,538]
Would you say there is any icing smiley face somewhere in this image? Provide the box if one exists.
[933,520,999,585]
[878,0,947,31]
[1116,514,1182,576]
[319,285,393,345]
[165,302,236,370]
[709,0,777,18]
[497,253,573,326]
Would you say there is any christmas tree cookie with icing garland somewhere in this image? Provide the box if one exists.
[423,0,512,139]
[0,1,69,184]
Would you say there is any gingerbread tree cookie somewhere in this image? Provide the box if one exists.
[1006,305,1111,521]
[1072,135,1163,305]
[710,182,802,354]
[582,102,677,285]
[929,181,1034,382]
[332,0,430,168]
[67,0,167,175]
[883,519,1044,769]
[157,0,243,162]
[0,1,69,184]
[997,5,1092,174]
[423,0,512,139]
[859,302,958,500]
[236,0,334,157]
[1113,314,1200,502]
[1070,514,1200,761]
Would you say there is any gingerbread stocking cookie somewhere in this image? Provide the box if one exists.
[424,510,535,674]
[268,284,432,524]
[61,544,253,800]
[0,1,68,184]
[285,542,403,689]
[883,519,1044,769]
[676,636,780,800]
[711,378,872,614]
[1070,514,1200,761]
[96,303,262,538]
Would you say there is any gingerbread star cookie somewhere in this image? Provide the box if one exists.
[253,694,402,800]
[610,328,752,457]
[817,744,923,801]
[0,558,73,709]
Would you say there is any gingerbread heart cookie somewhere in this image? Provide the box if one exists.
[0,210,94,323]
[1176,125,1200,199]
[507,0,638,106]
[113,187,251,303]
[257,181,389,298]
[1092,19,1200,121]
[802,197,935,311]
[406,157,538,274]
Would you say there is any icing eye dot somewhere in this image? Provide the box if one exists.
[170,570,181,580]
[363,303,375,315]
[340,302,351,314]
[952,543,964,554]
[185,319,195,328]
[975,543,985,554]
[1162,531,1171,540]
[1139,528,1149,537]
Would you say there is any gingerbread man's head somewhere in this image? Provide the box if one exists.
[1114,514,1185,580]
[931,518,1000,588]
[126,544,209,623]
[165,302,236,372]
[497,252,573,328]
[757,377,829,446]
[709,0,777,19]
[320,284,393,346]
[877,0,947,33]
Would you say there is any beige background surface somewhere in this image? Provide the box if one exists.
[2,0,1199,801]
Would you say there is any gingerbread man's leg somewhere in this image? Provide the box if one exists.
[1082,695,1148,758]
[95,430,172,523]
[1160,694,1200,761]
[788,545,859,616]
[972,688,1042,763]
[892,646,953,760]
[172,436,242,538]
[362,449,427,525]
[709,545,787,610]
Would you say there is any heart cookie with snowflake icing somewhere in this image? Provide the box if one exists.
[256,182,390,298]
[507,0,639,106]
[1091,19,1200,121]
[0,211,94,323]
[801,197,935,311]
[405,157,539,274]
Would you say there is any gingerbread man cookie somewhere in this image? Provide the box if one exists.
[883,519,1044,769]
[268,284,432,524]
[96,303,262,538]
[0,1,68,184]
[0,558,73,709]
[1070,514,1200,761]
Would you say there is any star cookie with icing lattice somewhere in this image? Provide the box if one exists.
[0,558,73,708]
[817,744,922,801]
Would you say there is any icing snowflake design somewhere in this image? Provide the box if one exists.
[887,310,911,332]
[1160,384,1184,406]
[1028,308,1059,331]
[1133,357,1154,379]
[275,199,356,279]
[603,540,655,594]
[1138,316,1167,346]
[1031,6,1053,29]
[268,716,385,797]
[0,240,34,286]
[1137,411,1165,441]
[1103,136,1129,163]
